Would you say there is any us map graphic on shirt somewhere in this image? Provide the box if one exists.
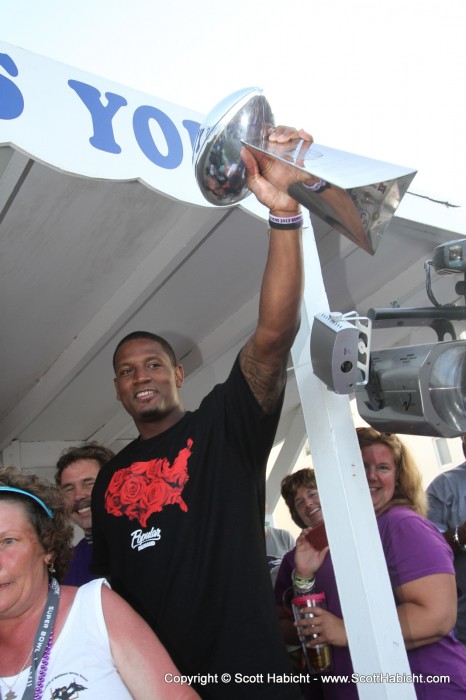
[105,439,193,527]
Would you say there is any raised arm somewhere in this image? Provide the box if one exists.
[239,126,312,413]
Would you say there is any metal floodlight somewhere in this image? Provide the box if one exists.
[310,312,371,394]
[432,239,466,274]
[425,238,466,306]
[356,340,466,437]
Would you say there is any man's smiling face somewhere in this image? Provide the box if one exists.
[113,338,184,438]
[59,459,100,535]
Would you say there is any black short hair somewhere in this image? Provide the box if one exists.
[112,331,177,371]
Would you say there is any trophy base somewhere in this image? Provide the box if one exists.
[244,138,417,256]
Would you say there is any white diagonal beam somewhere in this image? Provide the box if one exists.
[292,214,415,699]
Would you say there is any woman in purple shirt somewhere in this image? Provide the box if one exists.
[275,428,466,698]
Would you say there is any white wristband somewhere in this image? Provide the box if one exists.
[454,526,466,551]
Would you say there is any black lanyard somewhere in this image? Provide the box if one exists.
[22,578,60,700]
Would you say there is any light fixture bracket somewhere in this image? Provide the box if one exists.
[310,311,372,394]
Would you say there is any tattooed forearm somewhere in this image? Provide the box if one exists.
[240,340,287,414]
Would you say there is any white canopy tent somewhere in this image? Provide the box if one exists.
[1,42,465,474]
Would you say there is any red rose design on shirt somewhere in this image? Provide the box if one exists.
[104,439,193,528]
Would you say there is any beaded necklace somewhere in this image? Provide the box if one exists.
[0,627,54,700]
[0,578,60,700]
[33,625,54,700]
[24,578,59,700]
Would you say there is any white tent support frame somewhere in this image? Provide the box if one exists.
[291,213,416,698]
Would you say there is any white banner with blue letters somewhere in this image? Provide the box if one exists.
[0,41,216,208]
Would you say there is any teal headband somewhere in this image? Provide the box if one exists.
[0,486,54,519]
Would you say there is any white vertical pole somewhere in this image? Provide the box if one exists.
[291,216,416,699]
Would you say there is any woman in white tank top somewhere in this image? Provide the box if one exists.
[0,466,198,700]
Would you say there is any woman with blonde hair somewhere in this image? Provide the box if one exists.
[276,428,466,698]
[356,427,427,515]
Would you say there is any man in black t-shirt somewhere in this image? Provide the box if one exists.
[91,126,314,700]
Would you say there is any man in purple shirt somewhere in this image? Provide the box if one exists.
[56,442,114,585]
